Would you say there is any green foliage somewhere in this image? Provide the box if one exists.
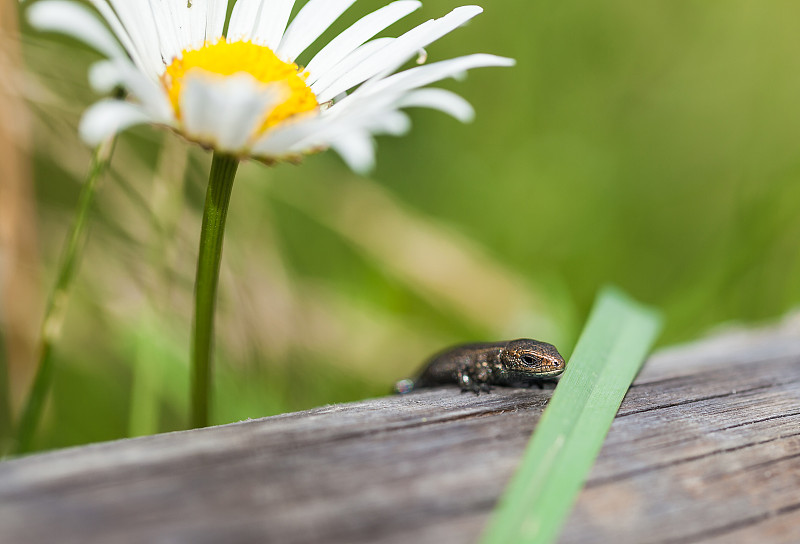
[6,0,800,451]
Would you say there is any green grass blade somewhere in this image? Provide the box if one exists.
[481,286,663,544]
[13,139,115,455]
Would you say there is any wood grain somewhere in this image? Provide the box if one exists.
[2,318,800,543]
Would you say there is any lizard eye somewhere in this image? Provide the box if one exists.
[521,355,537,366]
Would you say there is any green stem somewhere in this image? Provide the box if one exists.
[191,152,239,429]
[14,139,115,454]
[127,138,189,438]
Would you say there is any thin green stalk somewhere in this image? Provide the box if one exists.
[128,138,188,437]
[128,311,161,437]
[481,287,662,544]
[191,152,239,429]
[14,139,115,454]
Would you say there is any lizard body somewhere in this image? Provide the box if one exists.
[395,338,565,394]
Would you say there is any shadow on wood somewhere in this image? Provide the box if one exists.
[2,318,800,543]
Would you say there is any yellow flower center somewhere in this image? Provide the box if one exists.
[161,39,318,135]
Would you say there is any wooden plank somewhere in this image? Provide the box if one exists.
[1,320,800,543]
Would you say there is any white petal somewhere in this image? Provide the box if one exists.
[169,0,196,53]
[368,110,411,135]
[206,0,228,42]
[276,0,356,61]
[180,71,286,152]
[88,60,174,122]
[254,97,407,162]
[253,107,391,157]
[304,1,421,84]
[79,0,151,75]
[251,115,326,156]
[185,0,212,49]
[272,108,402,153]
[147,0,182,65]
[315,5,483,102]
[352,54,515,103]
[322,98,406,137]
[227,0,265,42]
[251,0,296,49]
[330,131,376,174]
[79,99,156,146]
[165,0,191,51]
[367,6,484,79]
[150,0,204,58]
[256,91,409,157]
[106,0,166,77]
[395,88,475,122]
[27,1,127,62]
[311,38,394,98]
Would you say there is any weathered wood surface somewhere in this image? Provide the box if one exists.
[2,319,800,543]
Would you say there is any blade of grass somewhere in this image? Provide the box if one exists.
[13,139,115,455]
[481,286,662,544]
[128,311,163,437]
[128,138,188,437]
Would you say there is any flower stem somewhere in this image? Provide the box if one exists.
[14,139,115,454]
[191,152,239,429]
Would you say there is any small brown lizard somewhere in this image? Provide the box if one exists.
[395,338,566,395]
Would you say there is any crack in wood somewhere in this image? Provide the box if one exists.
[702,451,800,483]
[619,410,800,450]
[586,430,800,488]
[617,376,800,417]
[653,501,800,544]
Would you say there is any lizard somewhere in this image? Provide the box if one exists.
[394,338,566,395]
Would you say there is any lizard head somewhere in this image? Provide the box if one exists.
[501,339,566,378]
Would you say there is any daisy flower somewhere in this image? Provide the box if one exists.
[28,0,514,429]
[28,0,514,172]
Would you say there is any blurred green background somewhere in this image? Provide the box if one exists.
[3,0,800,451]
